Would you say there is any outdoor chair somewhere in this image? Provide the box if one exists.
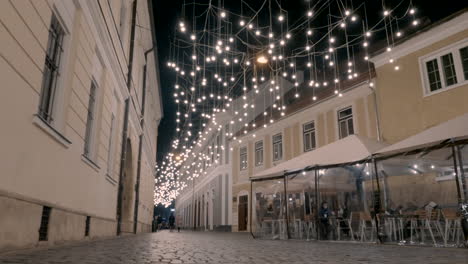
[358,212,376,242]
[336,212,354,241]
[441,209,463,246]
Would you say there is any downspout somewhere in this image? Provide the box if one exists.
[371,88,382,142]
[133,47,153,233]
[116,0,138,235]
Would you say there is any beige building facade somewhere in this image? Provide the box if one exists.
[230,80,380,232]
[229,10,468,234]
[0,0,162,251]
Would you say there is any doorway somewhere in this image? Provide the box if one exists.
[238,195,248,231]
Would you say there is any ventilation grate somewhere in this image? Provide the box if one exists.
[38,206,51,241]
[85,216,90,237]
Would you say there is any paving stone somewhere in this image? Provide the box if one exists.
[0,231,467,263]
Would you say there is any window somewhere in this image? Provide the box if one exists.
[459,47,468,80]
[240,147,247,170]
[84,81,98,157]
[441,53,457,86]
[421,41,468,95]
[255,141,263,166]
[426,59,442,92]
[272,133,283,161]
[216,134,222,161]
[38,14,65,123]
[107,114,116,175]
[303,121,316,152]
[338,107,354,139]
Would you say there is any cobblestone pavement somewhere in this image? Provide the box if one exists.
[0,230,467,264]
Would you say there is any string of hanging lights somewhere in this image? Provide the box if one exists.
[154,0,420,207]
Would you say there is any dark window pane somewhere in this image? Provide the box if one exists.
[460,47,468,80]
[426,59,442,92]
[39,14,65,122]
[441,53,457,86]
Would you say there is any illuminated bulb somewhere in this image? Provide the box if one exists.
[389,58,394,63]
[363,41,368,47]
[290,63,294,67]
[239,20,245,26]
[345,10,351,16]
[190,34,196,40]
[286,33,291,39]
[278,15,284,22]
[383,10,390,16]
[295,93,299,98]
[396,31,402,37]
[364,56,369,60]
[180,27,186,32]
[394,66,400,71]
[340,22,346,28]
[387,47,392,52]
[255,30,261,35]
[307,29,312,35]
[248,24,253,29]
[410,8,416,15]
[280,40,285,46]
[269,32,274,38]
[330,37,335,43]
[220,11,226,18]
[351,16,357,21]
[312,96,317,101]
[412,20,419,26]
[366,31,372,37]
[229,37,234,43]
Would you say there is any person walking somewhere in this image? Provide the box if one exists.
[169,213,175,232]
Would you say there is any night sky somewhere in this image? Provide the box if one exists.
[152,0,467,164]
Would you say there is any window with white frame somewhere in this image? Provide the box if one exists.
[421,40,468,95]
[255,141,263,166]
[303,121,316,152]
[272,133,283,161]
[38,14,65,123]
[84,81,98,158]
[338,107,354,139]
[240,146,247,170]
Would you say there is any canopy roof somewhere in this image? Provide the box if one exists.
[376,113,468,155]
[251,134,386,180]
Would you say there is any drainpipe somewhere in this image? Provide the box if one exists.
[133,46,154,233]
[368,82,382,142]
[116,0,138,235]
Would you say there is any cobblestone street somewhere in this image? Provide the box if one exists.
[0,230,467,264]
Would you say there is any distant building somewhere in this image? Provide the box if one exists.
[0,0,162,251]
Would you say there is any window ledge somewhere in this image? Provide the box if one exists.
[32,115,71,148]
[423,81,468,98]
[105,173,117,185]
[81,154,100,172]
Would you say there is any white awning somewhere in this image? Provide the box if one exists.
[376,113,468,155]
[251,134,386,180]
